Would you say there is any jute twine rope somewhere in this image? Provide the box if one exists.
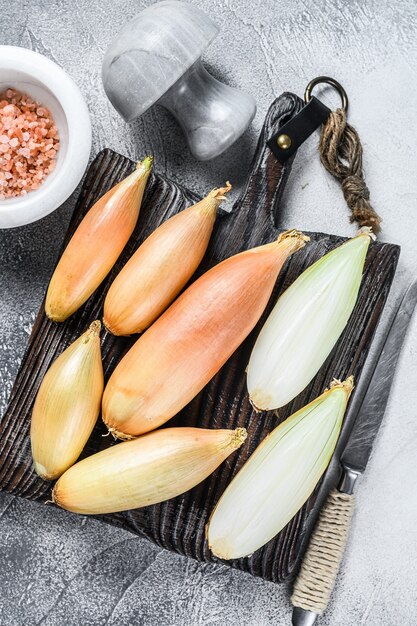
[320,109,382,233]
[291,489,355,614]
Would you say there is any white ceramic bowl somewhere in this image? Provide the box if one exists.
[0,46,92,228]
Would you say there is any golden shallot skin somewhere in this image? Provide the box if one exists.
[102,230,308,438]
[103,183,231,336]
[45,157,153,322]
[30,321,104,480]
[52,427,247,515]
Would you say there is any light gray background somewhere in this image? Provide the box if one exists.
[1,1,416,624]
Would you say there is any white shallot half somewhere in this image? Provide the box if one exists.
[247,229,372,410]
[207,377,353,560]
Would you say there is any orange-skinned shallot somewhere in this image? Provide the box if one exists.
[102,230,309,438]
[103,183,231,335]
[45,156,153,322]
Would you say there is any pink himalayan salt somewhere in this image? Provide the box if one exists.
[0,88,60,200]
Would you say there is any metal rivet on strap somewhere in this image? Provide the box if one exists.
[277,134,292,149]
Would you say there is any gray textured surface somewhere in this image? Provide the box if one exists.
[0,1,416,624]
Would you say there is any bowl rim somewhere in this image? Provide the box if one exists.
[0,45,92,229]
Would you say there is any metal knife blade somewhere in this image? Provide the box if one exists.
[341,279,417,476]
[291,280,417,626]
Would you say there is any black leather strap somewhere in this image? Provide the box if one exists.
[268,97,331,163]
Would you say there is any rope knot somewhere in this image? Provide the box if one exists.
[341,174,369,204]
[319,109,382,232]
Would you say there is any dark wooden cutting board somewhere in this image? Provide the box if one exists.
[0,93,400,583]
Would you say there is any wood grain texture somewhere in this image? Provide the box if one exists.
[0,93,400,583]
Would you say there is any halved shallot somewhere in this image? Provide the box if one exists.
[207,377,354,560]
[247,228,373,410]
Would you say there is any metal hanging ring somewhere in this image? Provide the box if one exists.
[304,76,349,112]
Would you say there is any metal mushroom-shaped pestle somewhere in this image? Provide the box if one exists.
[102,0,256,161]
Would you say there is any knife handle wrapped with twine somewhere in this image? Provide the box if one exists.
[291,489,355,614]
